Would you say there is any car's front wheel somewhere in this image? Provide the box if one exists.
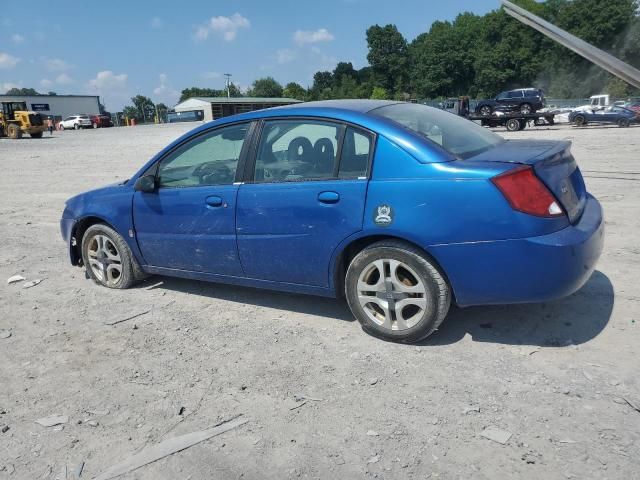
[617,118,630,128]
[74,123,79,130]
[81,223,145,289]
[520,103,532,114]
[345,240,450,343]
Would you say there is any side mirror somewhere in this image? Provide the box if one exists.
[134,175,156,193]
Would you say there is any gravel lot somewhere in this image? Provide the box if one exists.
[1,122,639,479]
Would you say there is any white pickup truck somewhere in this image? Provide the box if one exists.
[573,94,611,113]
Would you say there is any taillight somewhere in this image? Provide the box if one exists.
[491,166,563,217]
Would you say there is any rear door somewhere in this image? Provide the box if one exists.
[133,122,253,274]
[236,119,373,287]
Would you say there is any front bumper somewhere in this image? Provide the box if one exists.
[430,194,604,306]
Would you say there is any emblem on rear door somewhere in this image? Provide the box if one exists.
[374,204,393,227]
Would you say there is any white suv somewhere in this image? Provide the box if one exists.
[60,115,92,130]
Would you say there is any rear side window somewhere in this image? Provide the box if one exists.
[372,103,504,160]
[254,120,341,182]
[507,90,523,98]
[339,127,371,179]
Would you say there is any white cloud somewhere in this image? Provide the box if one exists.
[293,28,334,45]
[151,16,163,29]
[0,52,20,69]
[56,73,74,85]
[276,48,296,64]
[194,13,250,42]
[88,70,128,90]
[44,58,72,71]
[11,34,25,44]
[153,73,180,104]
[1,82,21,93]
[40,78,53,88]
[87,70,129,111]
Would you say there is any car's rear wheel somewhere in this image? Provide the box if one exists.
[81,223,145,289]
[520,103,532,114]
[617,118,630,128]
[345,240,450,343]
[479,105,492,116]
[574,115,586,126]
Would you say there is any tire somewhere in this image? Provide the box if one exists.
[618,118,630,128]
[574,115,586,126]
[506,118,521,131]
[93,122,98,129]
[81,223,146,289]
[534,118,545,126]
[345,240,451,343]
[30,131,43,138]
[7,123,22,139]
[520,103,532,114]
[74,123,79,130]
[479,105,492,116]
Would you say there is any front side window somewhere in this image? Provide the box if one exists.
[254,120,343,182]
[372,103,504,160]
[157,123,248,188]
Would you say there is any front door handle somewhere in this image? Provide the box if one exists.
[205,195,224,208]
[318,191,340,204]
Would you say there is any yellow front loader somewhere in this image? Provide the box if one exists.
[0,101,47,139]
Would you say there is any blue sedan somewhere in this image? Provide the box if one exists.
[569,106,638,127]
[60,100,604,342]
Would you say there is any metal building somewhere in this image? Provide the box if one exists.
[0,94,101,120]
[172,97,302,122]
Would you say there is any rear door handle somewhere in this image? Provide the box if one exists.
[318,191,340,204]
[205,195,224,208]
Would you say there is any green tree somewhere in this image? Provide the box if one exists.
[283,82,307,100]
[370,87,388,100]
[122,106,139,121]
[247,77,283,97]
[47,91,58,96]
[5,87,40,96]
[366,24,409,92]
[130,95,155,122]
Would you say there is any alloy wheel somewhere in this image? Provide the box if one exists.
[357,259,428,331]
[86,234,123,286]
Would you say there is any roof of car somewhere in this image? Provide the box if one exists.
[272,99,401,113]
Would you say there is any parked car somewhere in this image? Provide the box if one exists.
[59,115,92,130]
[60,100,603,342]
[569,106,638,127]
[475,88,545,116]
[89,114,113,128]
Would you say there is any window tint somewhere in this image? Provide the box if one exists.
[339,127,371,179]
[254,120,342,182]
[507,90,523,98]
[372,103,504,160]
[157,123,248,188]
[496,92,509,100]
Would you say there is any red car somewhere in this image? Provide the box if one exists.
[89,114,113,128]
[628,103,640,115]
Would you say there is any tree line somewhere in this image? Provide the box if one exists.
[179,0,639,103]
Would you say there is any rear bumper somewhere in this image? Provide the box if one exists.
[430,195,604,306]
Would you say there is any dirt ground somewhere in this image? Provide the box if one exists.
[1,121,639,480]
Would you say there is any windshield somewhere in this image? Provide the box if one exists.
[371,103,504,159]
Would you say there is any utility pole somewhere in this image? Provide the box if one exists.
[224,73,232,98]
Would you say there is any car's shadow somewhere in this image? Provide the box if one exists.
[145,270,613,347]
[420,270,614,347]
[144,277,355,322]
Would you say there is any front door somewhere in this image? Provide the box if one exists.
[133,122,251,275]
[236,119,373,287]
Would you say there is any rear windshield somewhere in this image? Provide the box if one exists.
[371,103,504,159]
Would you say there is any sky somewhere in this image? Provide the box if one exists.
[0,0,497,111]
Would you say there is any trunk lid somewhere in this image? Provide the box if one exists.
[468,139,587,223]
